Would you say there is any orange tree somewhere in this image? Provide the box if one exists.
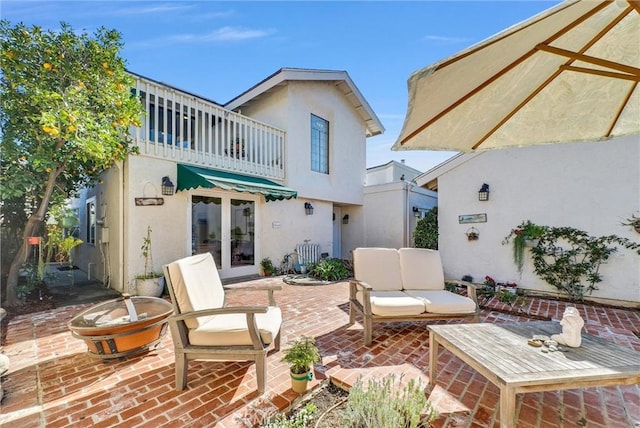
[0,22,143,306]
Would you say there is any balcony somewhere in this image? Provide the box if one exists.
[130,74,286,180]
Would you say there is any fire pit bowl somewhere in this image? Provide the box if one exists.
[68,294,174,360]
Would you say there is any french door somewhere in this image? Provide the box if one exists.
[191,194,257,278]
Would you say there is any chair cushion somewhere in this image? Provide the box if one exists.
[404,290,476,314]
[353,248,403,291]
[398,248,445,291]
[189,306,282,346]
[166,253,225,329]
[357,290,426,316]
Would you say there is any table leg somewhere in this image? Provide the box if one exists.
[429,333,438,386]
[499,386,516,428]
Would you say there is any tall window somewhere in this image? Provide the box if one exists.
[311,114,329,174]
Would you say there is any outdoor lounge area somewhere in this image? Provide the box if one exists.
[1,277,639,427]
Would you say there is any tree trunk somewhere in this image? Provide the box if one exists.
[4,171,60,307]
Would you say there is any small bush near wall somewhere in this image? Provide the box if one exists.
[308,258,351,281]
[414,207,438,250]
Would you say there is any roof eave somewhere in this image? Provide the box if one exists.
[225,68,384,137]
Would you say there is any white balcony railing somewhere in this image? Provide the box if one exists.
[131,75,286,180]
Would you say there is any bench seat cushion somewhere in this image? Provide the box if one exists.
[188,306,282,346]
[357,290,426,316]
[404,290,476,314]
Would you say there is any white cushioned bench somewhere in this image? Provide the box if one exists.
[349,247,480,345]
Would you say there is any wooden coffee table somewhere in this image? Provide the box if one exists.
[428,322,640,428]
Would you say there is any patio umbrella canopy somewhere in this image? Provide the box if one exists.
[393,0,639,152]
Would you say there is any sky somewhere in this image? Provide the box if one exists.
[1,0,560,172]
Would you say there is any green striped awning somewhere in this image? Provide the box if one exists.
[176,164,297,202]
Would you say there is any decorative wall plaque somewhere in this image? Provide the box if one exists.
[135,197,164,206]
[458,213,487,224]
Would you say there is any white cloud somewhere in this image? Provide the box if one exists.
[112,4,196,16]
[422,35,473,44]
[197,26,275,42]
[129,26,275,49]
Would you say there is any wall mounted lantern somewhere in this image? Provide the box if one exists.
[478,183,490,201]
[304,202,314,215]
[342,214,349,224]
[412,206,421,217]
[162,176,175,196]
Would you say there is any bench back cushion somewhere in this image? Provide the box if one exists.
[398,248,445,290]
[166,252,225,329]
[353,247,403,291]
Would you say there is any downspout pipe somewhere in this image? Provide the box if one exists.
[404,181,412,247]
[116,159,126,293]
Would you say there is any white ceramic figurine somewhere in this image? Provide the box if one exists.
[551,306,584,347]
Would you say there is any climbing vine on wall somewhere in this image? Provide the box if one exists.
[528,226,640,301]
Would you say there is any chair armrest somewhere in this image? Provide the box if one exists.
[349,279,374,315]
[170,306,269,322]
[224,284,281,306]
[349,279,372,298]
[170,306,274,350]
[349,279,373,290]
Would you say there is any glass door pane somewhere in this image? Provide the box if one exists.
[192,196,222,267]
[230,199,255,267]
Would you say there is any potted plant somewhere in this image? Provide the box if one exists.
[135,226,164,297]
[281,335,320,394]
[503,220,546,271]
[260,257,276,276]
[466,227,479,241]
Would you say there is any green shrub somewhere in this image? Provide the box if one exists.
[341,374,437,428]
[414,206,438,250]
[308,258,351,281]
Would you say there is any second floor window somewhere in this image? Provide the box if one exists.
[311,114,329,174]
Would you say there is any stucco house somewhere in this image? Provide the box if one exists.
[363,160,436,249]
[414,135,640,306]
[72,68,384,293]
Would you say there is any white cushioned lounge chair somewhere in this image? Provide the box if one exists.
[163,253,282,393]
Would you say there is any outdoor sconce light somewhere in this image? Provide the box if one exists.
[342,214,349,224]
[412,206,421,217]
[161,176,175,196]
[478,183,490,201]
[304,202,314,215]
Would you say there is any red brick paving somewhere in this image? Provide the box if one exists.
[1,278,639,427]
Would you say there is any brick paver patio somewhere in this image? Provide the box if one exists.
[1,278,638,427]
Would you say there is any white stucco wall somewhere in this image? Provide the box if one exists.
[363,182,437,249]
[123,156,186,294]
[365,161,422,186]
[261,198,334,266]
[437,136,640,305]
[238,81,367,205]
